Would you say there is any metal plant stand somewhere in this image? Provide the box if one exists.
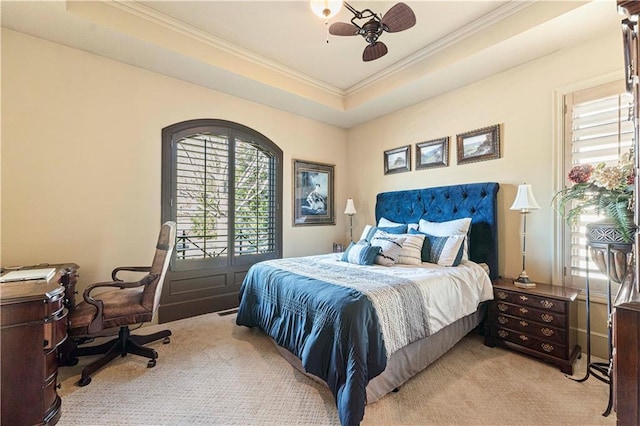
[569,242,630,416]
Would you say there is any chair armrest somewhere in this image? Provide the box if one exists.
[111,266,151,281]
[83,274,158,333]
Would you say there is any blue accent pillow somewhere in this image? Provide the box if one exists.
[341,240,381,265]
[410,229,465,266]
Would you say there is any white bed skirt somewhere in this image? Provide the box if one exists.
[273,305,485,404]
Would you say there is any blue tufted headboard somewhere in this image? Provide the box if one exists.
[375,182,500,279]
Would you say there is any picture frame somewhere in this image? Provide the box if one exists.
[384,145,411,175]
[416,137,449,169]
[293,159,335,226]
[456,124,501,165]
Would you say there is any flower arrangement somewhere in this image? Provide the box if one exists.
[553,151,635,243]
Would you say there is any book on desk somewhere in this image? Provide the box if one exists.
[0,268,57,283]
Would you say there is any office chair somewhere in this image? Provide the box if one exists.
[64,221,177,386]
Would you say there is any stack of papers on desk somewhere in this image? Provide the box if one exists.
[0,268,57,283]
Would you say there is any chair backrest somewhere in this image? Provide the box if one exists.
[141,221,176,316]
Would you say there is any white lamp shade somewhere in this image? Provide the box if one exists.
[310,0,343,18]
[344,198,357,215]
[510,184,541,212]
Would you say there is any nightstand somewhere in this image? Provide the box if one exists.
[484,278,581,374]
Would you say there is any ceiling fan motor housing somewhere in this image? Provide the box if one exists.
[363,19,383,44]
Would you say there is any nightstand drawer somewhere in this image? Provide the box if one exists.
[495,327,567,359]
[495,302,566,328]
[496,314,566,344]
[495,289,566,314]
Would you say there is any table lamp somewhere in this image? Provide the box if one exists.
[344,198,357,241]
[510,184,540,288]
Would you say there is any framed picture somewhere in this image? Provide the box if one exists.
[384,145,411,175]
[456,124,501,165]
[416,137,449,169]
[293,159,335,226]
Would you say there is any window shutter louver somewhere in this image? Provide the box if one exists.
[175,133,230,262]
[234,139,277,256]
[565,85,634,293]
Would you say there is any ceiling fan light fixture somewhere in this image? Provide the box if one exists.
[310,0,343,19]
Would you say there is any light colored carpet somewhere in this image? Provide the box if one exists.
[58,312,616,425]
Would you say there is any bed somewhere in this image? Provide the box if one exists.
[236,182,499,425]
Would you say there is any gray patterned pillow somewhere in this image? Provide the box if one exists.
[396,233,426,266]
[370,231,406,266]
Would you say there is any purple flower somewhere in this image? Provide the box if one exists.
[568,164,593,184]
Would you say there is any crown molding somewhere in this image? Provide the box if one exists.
[346,1,536,95]
[109,1,346,98]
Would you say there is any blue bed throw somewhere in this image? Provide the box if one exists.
[236,259,387,426]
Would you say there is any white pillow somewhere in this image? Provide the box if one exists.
[418,217,472,260]
[360,224,377,242]
[370,231,406,266]
[396,233,426,266]
[378,217,419,232]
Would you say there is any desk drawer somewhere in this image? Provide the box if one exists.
[44,308,67,350]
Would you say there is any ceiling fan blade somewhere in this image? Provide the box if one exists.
[381,2,416,33]
[363,42,388,62]
[329,22,359,36]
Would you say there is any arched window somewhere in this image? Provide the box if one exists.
[160,119,282,318]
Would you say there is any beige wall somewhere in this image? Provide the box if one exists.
[1,29,348,288]
[346,26,624,358]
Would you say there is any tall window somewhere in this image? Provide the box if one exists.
[562,81,634,294]
[162,120,282,271]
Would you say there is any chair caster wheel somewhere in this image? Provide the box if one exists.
[163,337,170,344]
[78,377,91,387]
[147,359,156,368]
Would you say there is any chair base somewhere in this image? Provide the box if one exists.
[67,325,171,386]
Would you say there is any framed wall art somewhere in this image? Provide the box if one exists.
[456,124,501,165]
[416,137,449,169]
[292,159,335,226]
[384,145,411,175]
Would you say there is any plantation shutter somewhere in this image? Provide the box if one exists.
[169,123,281,270]
[234,138,277,256]
[175,132,230,266]
[563,81,634,293]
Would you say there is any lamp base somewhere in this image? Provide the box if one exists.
[513,272,536,288]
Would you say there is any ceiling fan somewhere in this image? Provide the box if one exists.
[328,2,416,62]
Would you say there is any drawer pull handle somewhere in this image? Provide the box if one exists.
[540,313,554,323]
[540,300,554,309]
[519,320,529,327]
[519,307,529,314]
[497,291,508,300]
[498,316,508,325]
[541,343,554,353]
[541,327,554,337]
[519,334,528,342]
[498,303,508,312]
[519,295,529,302]
[498,330,508,338]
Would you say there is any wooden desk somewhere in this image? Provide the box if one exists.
[0,263,78,426]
